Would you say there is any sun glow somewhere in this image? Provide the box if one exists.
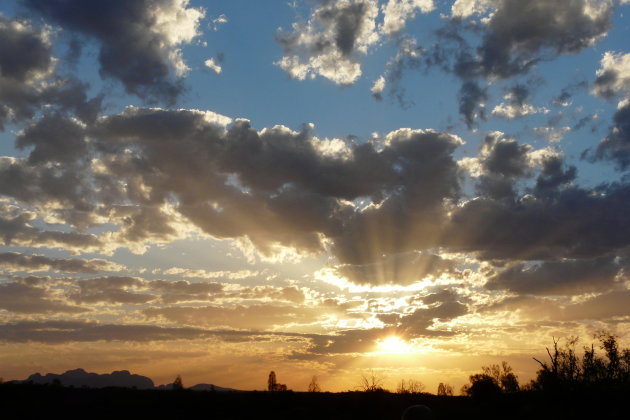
[376,336,413,354]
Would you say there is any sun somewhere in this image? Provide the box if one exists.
[376,336,413,354]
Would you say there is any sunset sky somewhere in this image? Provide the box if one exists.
[1,0,630,392]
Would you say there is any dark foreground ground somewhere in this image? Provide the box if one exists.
[0,383,627,420]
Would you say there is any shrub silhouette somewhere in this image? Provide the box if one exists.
[308,376,321,392]
[357,370,385,392]
[532,332,630,392]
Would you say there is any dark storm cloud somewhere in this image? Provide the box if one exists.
[534,154,577,195]
[486,256,624,295]
[0,157,100,230]
[0,320,317,344]
[16,113,87,164]
[553,81,588,106]
[0,206,103,250]
[435,0,612,126]
[474,0,611,79]
[0,17,102,129]
[0,17,52,82]
[458,81,487,129]
[0,16,52,128]
[91,109,463,260]
[0,279,88,314]
[23,0,204,104]
[482,290,630,322]
[472,132,533,200]
[445,182,630,261]
[0,252,115,273]
[590,101,630,170]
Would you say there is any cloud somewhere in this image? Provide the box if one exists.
[491,85,549,119]
[590,101,630,170]
[483,290,630,322]
[204,58,222,74]
[0,320,316,344]
[276,0,380,84]
[485,256,624,295]
[210,14,228,31]
[592,51,630,100]
[458,81,487,129]
[371,75,386,100]
[333,251,455,286]
[70,276,155,305]
[0,17,98,128]
[380,0,435,36]
[0,252,119,273]
[16,113,88,164]
[149,279,223,304]
[472,0,612,79]
[588,52,630,170]
[444,181,630,261]
[0,279,88,314]
[0,203,103,251]
[24,0,205,103]
[398,299,467,335]
[440,0,613,126]
[143,304,324,329]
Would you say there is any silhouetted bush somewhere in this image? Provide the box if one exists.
[531,332,630,392]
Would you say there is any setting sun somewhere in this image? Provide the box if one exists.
[376,336,413,354]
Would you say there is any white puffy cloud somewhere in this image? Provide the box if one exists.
[592,51,630,100]
[380,0,434,35]
[204,58,222,74]
[276,0,380,85]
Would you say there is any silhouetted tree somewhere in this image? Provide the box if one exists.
[172,375,184,390]
[532,333,630,391]
[358,370,385,392]
[437,382,453,396]
[396,379,425,394]
[462,362,519,400]
[308,376,321,392]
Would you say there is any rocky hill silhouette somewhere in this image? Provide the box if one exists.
[23,368,239,391]
[26,368,155,389]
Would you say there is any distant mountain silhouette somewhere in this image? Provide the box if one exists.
[188,383,241,392]
[155,382,241,392]
[26,368,154,389]
[22,368,241,391]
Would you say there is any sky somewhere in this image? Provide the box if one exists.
[1,0,630,393]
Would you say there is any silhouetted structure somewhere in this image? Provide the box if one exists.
[172,375,184,390]
[436,382,453,396]
[267,371,288,391]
